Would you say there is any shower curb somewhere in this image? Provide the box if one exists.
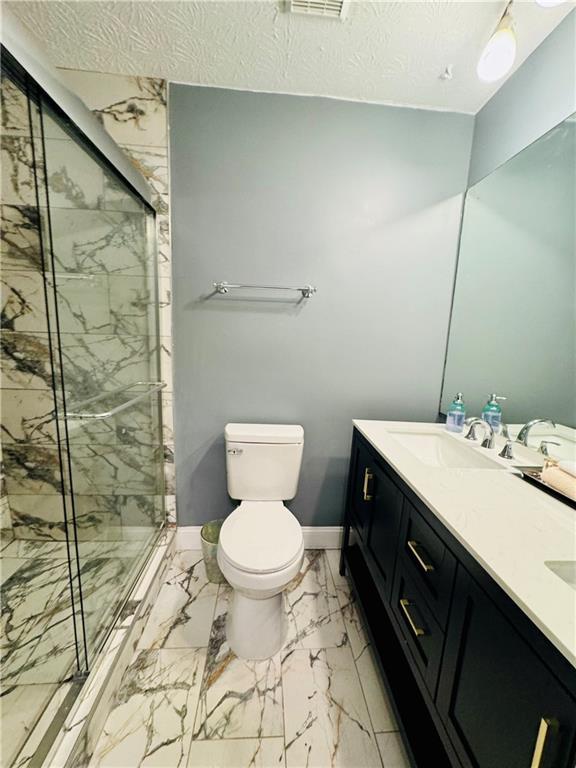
[37,528,176,768]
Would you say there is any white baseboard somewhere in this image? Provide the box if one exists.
[175,525,343,551]
[302,526,343,549]
[175,527,203,550]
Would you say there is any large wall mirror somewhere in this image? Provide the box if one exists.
[441,113,575,434]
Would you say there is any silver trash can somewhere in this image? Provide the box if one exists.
[200,518,227,584]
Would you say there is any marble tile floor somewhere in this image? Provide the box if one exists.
[86,544,411,768]
[0,535,154,767]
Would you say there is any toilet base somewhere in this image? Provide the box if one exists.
[226,590,286,660]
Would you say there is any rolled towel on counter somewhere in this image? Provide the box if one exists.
[541,464,576,501]
[558,460,576,478]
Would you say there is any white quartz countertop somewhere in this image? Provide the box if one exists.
[353,420,576,667]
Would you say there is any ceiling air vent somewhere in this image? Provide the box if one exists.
[287,0,349,20]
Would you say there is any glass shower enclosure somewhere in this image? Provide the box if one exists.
[1,52,165,766]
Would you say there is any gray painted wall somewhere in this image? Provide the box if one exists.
[170,85,473,526]
[442,118,576,426]
[469,10,576,185]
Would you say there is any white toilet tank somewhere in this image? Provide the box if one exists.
[225,423,304,501]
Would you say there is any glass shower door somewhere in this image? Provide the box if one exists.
[1,66,86,768]
[39,104,165,660]
[2,52,166,766]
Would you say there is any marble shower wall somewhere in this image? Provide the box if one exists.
[0,70,65,540]
[57,69,175,525]
[0,70,176,538]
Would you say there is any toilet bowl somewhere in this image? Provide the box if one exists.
[217,423,305,660]
[218,501,304,659]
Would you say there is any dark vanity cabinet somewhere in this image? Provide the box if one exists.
[437,569,576,768]
[367,464,403,597]
[349,439,403,598]
[342,429,576,768]
[349,439,376,543]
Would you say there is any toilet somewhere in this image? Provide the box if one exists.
[217,423,305,660]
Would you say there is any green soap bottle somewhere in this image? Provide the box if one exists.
[446,393,466,432]
[481,394,506,431]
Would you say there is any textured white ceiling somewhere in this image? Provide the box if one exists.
[6,0,575,114]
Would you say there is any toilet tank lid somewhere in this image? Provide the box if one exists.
[225,423,304,444]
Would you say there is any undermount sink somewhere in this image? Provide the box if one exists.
[388,431,504,469]
[545,561,576,590]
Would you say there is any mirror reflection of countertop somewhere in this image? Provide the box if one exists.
[507,422,576,463]
[353,420,576,667]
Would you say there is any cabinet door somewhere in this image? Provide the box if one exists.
[350,441,376,542]
[367,466,403,598]
[437,569,576,768]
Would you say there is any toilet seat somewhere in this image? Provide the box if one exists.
[219,501,303,574]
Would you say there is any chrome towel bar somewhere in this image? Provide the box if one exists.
[66,381,166,421]
[213,281,317,299]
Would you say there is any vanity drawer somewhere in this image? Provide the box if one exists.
[399,500,456,628]
[391,566,445,697]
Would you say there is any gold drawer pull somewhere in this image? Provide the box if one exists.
[407,540,435,573]
[362,468,373,501]
[530,717,556,768]
[400,598,426,637]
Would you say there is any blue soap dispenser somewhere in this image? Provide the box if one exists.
[446,393,466,433]
[481,394,506,432]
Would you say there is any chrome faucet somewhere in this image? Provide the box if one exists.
[538,440,561,457]
[498,423,515,460]
[515,419,556,447]
[464,417,496,449]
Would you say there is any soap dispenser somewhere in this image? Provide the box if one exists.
[446,393,466,433]
[481,394,506,431]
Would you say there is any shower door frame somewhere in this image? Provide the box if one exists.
[2,46,167,675]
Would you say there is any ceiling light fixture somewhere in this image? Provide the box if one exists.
[477,2,517,83]
[535,0,567,5]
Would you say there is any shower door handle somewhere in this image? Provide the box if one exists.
[66,381,166,420]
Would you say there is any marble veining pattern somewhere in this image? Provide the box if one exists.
[0,204,42,272]
[1,68,174,544]
[1,74,30,137]
[326,550,398,734]
[1,682,61,767]
[282,646,381,768]
[284,549,347,651]
[89,648,206,768]
[86,547,408,768]
[137,549,218,650]
[193,586,284,740]
[1,331,54,391]
[9,682,73,768]
[43,531,175,768]
[54,69,174,505]
[0,532,168,766]
[1,69,173,768]
[0,544,145,689]
[1,136,36,206]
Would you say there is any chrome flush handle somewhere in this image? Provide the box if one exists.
[227,448,243,455]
